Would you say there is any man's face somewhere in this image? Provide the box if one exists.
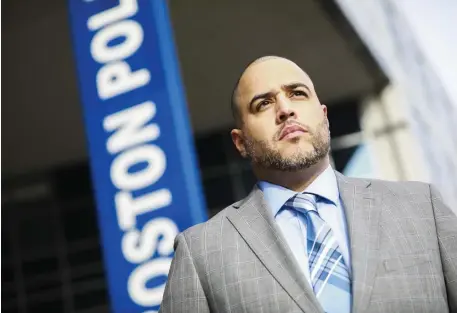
[232,58,330,171]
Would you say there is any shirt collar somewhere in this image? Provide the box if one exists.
[258,165,339,217]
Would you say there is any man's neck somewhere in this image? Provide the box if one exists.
[254,157,330,192]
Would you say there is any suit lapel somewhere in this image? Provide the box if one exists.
[226,186,324,313]
[336,172,382,313]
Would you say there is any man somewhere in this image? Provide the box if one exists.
[160,56,457,313]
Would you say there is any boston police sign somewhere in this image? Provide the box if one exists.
[68,1,207,312]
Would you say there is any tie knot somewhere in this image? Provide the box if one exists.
[285,193,318,213]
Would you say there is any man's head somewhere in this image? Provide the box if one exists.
[231,56,330,173]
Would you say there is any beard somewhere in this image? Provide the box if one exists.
[243,119,330,172]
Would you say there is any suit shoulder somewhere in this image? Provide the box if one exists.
[368,177,430,195]
[179,199,241,240]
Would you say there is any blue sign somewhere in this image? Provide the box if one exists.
[67,1,208,312]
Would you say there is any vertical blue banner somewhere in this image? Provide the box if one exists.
[67,1,207,312]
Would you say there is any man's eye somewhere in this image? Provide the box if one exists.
[291,90,308,97]
[256,100,270,111]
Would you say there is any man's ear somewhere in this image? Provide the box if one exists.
[321,104,328,117]
[231,128,247,157]
[321,104,331,133]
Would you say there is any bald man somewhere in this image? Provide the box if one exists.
[159,56,457,313]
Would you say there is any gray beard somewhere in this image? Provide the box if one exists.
[243,120,330,172]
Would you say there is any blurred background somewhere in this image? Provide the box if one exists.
[2,0,457,312]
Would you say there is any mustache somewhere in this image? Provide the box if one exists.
[275,121,310,140]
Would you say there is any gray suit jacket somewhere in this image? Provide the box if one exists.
[160,173,457,313]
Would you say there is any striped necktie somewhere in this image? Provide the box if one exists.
[284,193,351,313]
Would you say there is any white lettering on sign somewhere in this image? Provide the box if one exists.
[111,144,166,190]
[122,218,177,264]
[115,188,172,231]
[91,20,144,63]
[104,101,159,154]
[90,1,150,100]
[128,258,173,306]
[97,61,150,100]
[87,0,179,309]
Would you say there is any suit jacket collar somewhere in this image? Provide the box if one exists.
[228,185,324,313]
[335,172,382,313]
[229,172,382,313]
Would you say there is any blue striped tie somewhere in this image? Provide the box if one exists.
[284,193,351,313]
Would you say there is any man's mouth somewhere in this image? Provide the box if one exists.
[278,124,308,140]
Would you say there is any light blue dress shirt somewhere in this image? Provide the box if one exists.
[258,165,351,287]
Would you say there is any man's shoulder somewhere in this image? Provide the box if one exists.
[179,198,244,241]
[372,177,429,190]
[336,171,431,195]
[355,175,431,195]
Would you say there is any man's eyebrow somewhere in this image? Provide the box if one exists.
[249,91,276,112]
[248,82,311,112]
[282,82,310,92]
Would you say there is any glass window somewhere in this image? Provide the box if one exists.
[63,205,99,242]
[332,146,359,173]
[22,257,59,280]
[73,289,108,311]
[28,299,64,313]
[68,247,103,268]
[17,204,56,250]
[196,132,229,168]
[203,174,235,209]
[241,170,257,195]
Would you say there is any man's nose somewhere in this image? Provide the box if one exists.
[276,96,296,124]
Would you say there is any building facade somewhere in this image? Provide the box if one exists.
[336,0,457,209]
